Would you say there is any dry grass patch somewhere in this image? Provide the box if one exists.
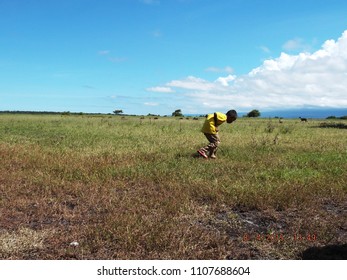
[0,228,51,259]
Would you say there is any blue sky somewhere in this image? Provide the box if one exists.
[1,0,347,115]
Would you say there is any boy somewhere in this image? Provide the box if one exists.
[197,110,237,159]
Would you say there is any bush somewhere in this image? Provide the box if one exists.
[247,109,261,118]
[172,109,183,117]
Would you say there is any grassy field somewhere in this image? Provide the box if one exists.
[0,114,346,259]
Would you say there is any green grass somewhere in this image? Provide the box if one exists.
[0,114,346,259]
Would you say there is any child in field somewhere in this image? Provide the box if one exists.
[197,110,237,159]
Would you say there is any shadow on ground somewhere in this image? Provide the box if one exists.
[301,244,347,260]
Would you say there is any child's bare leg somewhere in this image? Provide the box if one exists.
[198,133,220,159]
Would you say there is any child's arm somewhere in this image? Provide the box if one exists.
[214,113,219,132]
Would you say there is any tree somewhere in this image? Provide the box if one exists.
[247,109,261,118]
[113,109,123,115]
[172,109,183,117]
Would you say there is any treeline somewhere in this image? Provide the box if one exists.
[0,110,111,116]
[326,115,347,120]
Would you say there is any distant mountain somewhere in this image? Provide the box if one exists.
[187,108,347,119]
[257,108,347,119]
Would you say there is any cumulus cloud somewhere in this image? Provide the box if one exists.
[148,30,347,111]
[215,75,236,87]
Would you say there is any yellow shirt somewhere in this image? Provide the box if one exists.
[201,112,227,134]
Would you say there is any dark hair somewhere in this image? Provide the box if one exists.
[226,110,238,119]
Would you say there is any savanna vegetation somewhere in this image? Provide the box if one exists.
[0,114,346,259]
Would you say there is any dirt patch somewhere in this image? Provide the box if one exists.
[197,200,347,259]
[317,122,347,129]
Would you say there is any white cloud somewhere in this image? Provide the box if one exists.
[98,50,110,55]
[146,86,175,93]
[167,76,216,91]
[148,30,347,111]
[215,75,236,86]
[205,66,234,73]
[283,38,307,51]
[98,50,127,63]
[259,45,271,53]
[144,102,159,106]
